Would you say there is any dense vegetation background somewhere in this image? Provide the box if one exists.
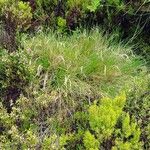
[0,0,150,149]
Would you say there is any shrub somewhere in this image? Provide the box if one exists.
[112,113,142,150]
[0,92,142,149]
[1,0,148,55]
[0,50,30,113]
[125,71,150,149]
[88,92,126,141]
[83,93,142,150]
[0,0,32,52]
[83,130,99,150]
[31,0,150,31]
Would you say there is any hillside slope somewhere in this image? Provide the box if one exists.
[0,30,149,149]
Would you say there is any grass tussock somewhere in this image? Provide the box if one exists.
[23,29,144,98]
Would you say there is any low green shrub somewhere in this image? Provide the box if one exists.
[125,71,150,149]
[0,49,30,113]
[88,93,126,141]
[83,93,142,150]
[0,92,142,149]
[83,131,99,150]
[0,0,32,52]
[27,0,149,33]
[0,0,32,30]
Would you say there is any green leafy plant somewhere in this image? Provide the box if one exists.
[57,16,67,32]
[87,0,101,12]
[0,50,30,113]
[83,93,142,149]
[0,0,32,52]
[83,130,99,150]
[112,113,142,150]
[88,92,126,141]
[125,71,150,149]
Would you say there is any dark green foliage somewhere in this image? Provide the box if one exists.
[26,0,149,33]
[1,0,149,56]
[23,0,149,60]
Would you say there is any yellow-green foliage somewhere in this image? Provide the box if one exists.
[0,91,143,149]
[67,0,89,10]
[0,0,9,8]
[87,0,101,12]
[83,131,99,150]
[42,134,72,150]
[10,1,32,29]
[112,113,142,150]
[83,93,142,149]
[88,92,126,140]
[0,0,32,30]
[57,17,67,32]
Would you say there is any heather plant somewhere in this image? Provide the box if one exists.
[0,91,142,149]
[112,113,142,150]
[83,130,99,150]
[88,92,126,141]
[83,93,142,150]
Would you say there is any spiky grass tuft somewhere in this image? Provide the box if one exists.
[21,29,145,106]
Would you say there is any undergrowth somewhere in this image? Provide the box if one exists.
[0,29,149,149]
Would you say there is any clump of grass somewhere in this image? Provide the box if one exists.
[23,29,144,99]
[18,29,146,129]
